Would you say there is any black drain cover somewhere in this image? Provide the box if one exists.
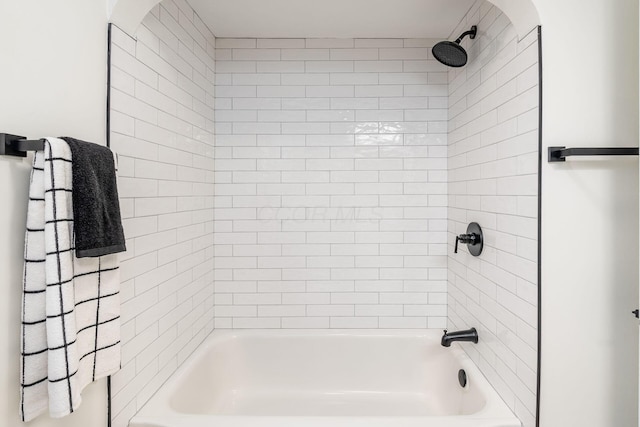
[458,369,467,388]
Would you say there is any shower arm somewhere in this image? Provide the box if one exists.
[454,26,477,44]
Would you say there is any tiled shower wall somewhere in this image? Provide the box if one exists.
[108,1,215,425]
[447,2,539,426]
[214,38,450,329]
[105,1,540,425]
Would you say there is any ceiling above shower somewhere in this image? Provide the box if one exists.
[186,0,476,39]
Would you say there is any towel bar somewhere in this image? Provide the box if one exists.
[548,146,639,162]
[0,133,45,157]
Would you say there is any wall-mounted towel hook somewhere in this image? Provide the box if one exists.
[0,133,45,157]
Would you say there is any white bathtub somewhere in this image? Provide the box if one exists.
[129,330,521,427]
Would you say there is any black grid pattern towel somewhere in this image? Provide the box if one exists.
[20,138,121,421]
[61,137,126,258]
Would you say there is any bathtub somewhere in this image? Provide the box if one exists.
[129,330,521,427]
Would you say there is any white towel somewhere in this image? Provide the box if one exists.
[21,138,121,421]
[21,149,49,421]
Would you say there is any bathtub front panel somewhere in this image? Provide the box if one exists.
[130,330,520,427]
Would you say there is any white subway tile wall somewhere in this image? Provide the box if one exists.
[447,2,538,427]
[109,2,215,426]
[108,1,540,426]
[214,37,449,329]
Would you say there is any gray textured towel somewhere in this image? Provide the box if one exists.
[61,137,126,258]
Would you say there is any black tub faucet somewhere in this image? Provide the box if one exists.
[441,328,479,347]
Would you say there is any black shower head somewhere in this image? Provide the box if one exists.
[432,25,477,68]
[432,41,468,67]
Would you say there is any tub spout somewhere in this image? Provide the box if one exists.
[441,328,478,347]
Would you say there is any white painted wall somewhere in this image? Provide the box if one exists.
[485,0,539,40]
[532,0,639,426]
[0,1,110,427]
[110,0,162,36]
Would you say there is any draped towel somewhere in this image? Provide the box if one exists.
[61,136,126,258]
[20,138,121,421]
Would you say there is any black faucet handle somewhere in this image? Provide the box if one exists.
[454,223,484,257]
[455,233,476,253]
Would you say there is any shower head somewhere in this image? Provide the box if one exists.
[432,25,477,68]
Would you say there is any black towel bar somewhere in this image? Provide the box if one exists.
[0,133,45,157]
[548,146,639,162]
